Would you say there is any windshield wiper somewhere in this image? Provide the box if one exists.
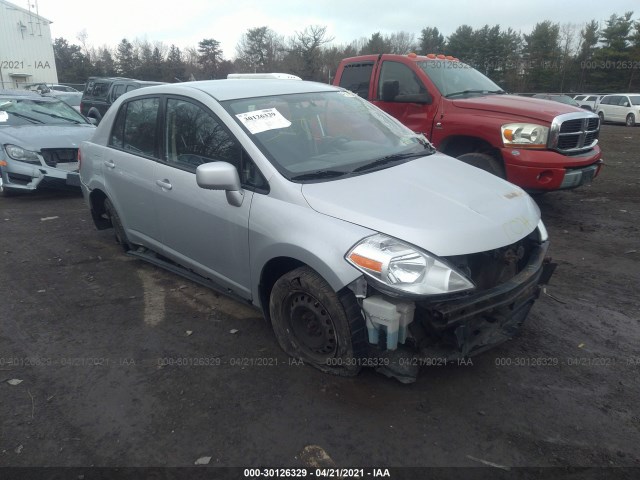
[290,170,348,181]
[32,109,81,124]
[445,89,505,98]
[352,151,429,173]
[1,111,44,124]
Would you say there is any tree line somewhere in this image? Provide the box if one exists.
[54,12,640,93]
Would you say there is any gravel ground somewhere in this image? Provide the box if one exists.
[0,125,638,478]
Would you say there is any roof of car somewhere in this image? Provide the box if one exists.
[138,79,338,102]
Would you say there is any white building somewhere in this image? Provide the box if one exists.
[0,0,58,89]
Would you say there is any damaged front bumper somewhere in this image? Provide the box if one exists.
[0,155,80,193]
[359,240,556,381]
[414,241,555,359]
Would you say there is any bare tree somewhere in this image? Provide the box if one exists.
[289,25,334,81]
[388,31,417,54]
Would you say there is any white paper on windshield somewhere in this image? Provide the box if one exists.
[0,111,8,122]
[236,108,291,134]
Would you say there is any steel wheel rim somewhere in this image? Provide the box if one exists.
[286,292,338,359]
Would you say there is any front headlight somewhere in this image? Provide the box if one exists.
[501,123,549,148]
[4,144,40,163]
[345,233,475,295]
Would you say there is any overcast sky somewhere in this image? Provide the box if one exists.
[29,0,640,58]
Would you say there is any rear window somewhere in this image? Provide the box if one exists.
[338,62,374,99]
[109,97,160,158]
[90,82,110,99]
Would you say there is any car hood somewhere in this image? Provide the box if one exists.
[0,124,95,150]
[301,154,541,257]
[451,94,584,123]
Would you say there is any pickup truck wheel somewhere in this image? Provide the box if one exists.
[626,113,635,127]
[269,266,367,376]
[104,198,130,252]
[457,152,505,179]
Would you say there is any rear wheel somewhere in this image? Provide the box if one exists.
[598,111,605,123]
[269,266,367,376]
[626,113,635,127]
[104,198,130,251]
[457,152,506,179]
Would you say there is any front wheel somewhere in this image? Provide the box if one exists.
[457,152,506,179]
[626,113,635,127]
[598,111,605,123]
[269,266,367,376]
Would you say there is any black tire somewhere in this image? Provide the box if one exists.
[104,198,130,251]
[457,152,506,179]
[269,266,367,376]
[598,111,605,123]
[626,113,635,127]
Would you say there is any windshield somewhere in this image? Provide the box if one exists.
[553,96,579,106]
[0,97,89,126]
[417,60,503,98]
[223,90,434,181]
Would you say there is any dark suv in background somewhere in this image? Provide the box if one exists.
[80,77,163,123]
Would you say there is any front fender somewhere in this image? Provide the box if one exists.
[249,194,375,310]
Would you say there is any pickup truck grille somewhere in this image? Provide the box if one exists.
[549,113,599,154]
[41,148,78,167]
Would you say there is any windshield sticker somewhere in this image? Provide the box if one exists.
[236,108,291,134]
[0,111,8,122]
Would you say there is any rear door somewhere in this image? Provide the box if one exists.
[103,95,162,248]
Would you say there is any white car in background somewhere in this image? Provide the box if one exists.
[596,94,640,126]
[573,94,603,112]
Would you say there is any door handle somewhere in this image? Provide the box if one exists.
[156,179,172,190]
[104,160,115,169]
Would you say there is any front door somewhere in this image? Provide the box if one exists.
[153,97,254,297]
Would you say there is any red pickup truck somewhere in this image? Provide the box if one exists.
[333,53,603,191]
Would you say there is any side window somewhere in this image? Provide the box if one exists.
[93,82,110,99]
[111,84,125,100]
[126,84,138,93]
[108,97,160,157]
[609,96,622,106]
[165,98,267,190]
[378,61,427,102]
[338,62,373,98]
[109,105,126,148]
[586,96,597,102]
[619,97,630,107]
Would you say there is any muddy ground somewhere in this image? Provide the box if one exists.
[0,125,638,476]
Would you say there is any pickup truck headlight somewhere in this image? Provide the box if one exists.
[4,144,40,163]
[501,123,549,148]
[346,233,474,295]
